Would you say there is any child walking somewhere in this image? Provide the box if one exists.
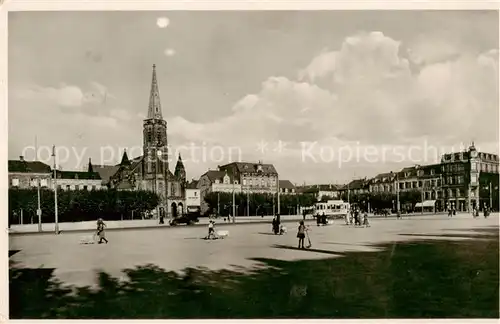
[363,211,370,227]
[97,218,108,244]
[297,221,307,249]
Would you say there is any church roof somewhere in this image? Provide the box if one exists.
[220,162,278,175]
[94,165,120,184]
[147,64,163,120]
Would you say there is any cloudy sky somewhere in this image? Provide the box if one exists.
[8,10,499,184]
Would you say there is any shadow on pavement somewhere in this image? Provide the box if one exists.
[272,244,345,256]
[9,229,499,319]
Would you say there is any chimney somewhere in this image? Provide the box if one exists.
[19,155,24,162]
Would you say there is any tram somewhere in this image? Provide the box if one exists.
[314,200,350,220]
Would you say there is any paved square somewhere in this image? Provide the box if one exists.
[9,214,499,287]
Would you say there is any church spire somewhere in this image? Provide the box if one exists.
[147,64,163,120]
[120,149,131,166]
[87,158,94,173]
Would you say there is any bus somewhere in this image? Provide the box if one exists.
[314,200,350,220]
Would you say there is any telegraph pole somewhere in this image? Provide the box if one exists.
[247,189,250,216]
[277,178,281,215]
[490,182,493,209]
[232,181,236,223]
[396,173,400,214]
[36,136,42,232]
[52,145,59,234]
[217,191,220,216]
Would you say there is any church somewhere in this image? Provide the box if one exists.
[107,64,187,219]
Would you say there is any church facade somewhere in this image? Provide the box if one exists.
[108,64,186,218]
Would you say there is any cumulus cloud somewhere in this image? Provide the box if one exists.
[13,84,84,107]
[167,31,498,172]
[156,17,170,28]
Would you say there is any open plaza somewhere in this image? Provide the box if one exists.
[10,213,499,287]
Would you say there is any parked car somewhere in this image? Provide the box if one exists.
[169,214,199,226]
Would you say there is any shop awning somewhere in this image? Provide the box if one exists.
[415,200,436,208]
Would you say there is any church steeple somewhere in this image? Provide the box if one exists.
[120,149,131,166]
[174,154,186,181]
[87,158,94,173]
[147,64,163,120]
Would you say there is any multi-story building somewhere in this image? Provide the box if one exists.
[54,158,103,191]
[278,180,297,195]
[298,184,343,201]
[369,172,396,193]
[8,156,52,189]
[417,164,443,208]
[339,178,370,197]
[441,143,499,211]
[197,169,242,215]
[218,161,278,194]
[186,179,201,214]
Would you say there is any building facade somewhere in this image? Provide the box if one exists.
[197,170,242,215]
[298,184,343,201]
[108,64,186,218]
[186,180,201,214]
[278,180,296,195]
[55,159,103,191]
[218,161,278,194]
[369,172,396,193]
[441,143,499,212]
[8,157,52,189]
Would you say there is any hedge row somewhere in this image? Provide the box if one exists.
[9,188,160,224]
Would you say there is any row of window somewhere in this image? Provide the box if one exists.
[399,179,442,190]
[11,178,49,187]
[10,178,103,191]
[57,185,99,191]
[470,162,499,173]
[444,188,466,198]
[443,176,465,185]
[442,164,466,173]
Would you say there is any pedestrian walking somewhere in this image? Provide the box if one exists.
[206,220,216,239]
[297,220,307,249]
[96,218,108,244]
[363,211,370,227]
[272,216,279,234]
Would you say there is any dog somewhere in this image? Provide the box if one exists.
[216,230,229,239]
[79,233,97,244]
[279,225,287,234]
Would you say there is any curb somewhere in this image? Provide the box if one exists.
[8,217,315,236]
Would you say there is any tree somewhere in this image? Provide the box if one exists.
[8,188,160,223]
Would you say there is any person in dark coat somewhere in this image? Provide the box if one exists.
[272,216,279,234]
[297,221,306,249]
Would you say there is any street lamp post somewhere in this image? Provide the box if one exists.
[35,136,42,232]
[277,177,281,215]
[37,177,42,232]
[396,173,400,215]
[232,181,236,223]
[247,189,250,217]
[489,182,493,209]
[52,145,59,235]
